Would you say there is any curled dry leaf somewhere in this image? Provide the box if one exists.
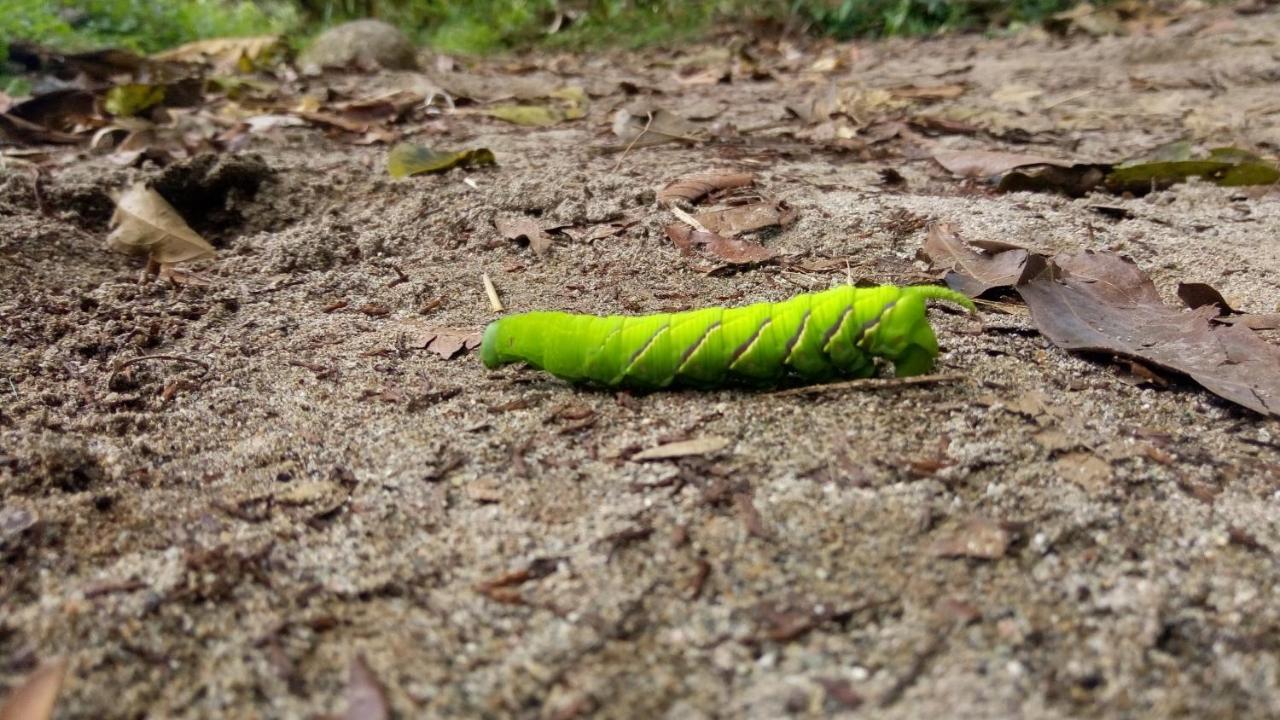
[665,225,777,266]
[0,658,67,720]
[918,222,1042,297]
[494,217,553,256]
[657,171,754,206]
[106,182,216,264]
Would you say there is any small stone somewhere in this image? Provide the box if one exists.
[298,20,418,71]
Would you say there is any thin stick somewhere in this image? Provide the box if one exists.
[610,111,654,172]
[769,373,964,397]
[482,272,503,313]
[669,204,710,234]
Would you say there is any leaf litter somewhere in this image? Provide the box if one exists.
[920,229,1280,416]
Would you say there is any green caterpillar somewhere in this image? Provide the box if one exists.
[480,284,975,390]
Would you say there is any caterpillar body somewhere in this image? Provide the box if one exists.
[480,285,975,390]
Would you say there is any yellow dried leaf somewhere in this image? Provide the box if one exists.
[106,183,216,264]
[387,144,495,178]
[152,35,282,73]
[103,83,166,117]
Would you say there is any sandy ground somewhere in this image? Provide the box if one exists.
[3,5,1280,719]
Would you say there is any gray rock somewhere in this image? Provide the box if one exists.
[298,19,418,71]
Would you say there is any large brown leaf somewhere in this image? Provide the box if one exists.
[1018,252,1280,416]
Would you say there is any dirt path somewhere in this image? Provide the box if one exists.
[3,6,1280,718]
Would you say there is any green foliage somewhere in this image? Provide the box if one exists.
[0,0,296,55]
[793,0,1114,38]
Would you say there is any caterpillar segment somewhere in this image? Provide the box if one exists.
[479,285,975,390]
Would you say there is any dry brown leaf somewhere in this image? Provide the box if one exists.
[344,655,390,720]
[106,182,215,264]
[1018,252,1280,416]
[611,108,706,149]
[664,225,777,266]
[933,149,1071,178]
[1054,452,1113,493]
[930,519,1011,560]
[657,171,754,207]
[918,223,1042,297]
[0,658,67,720]
[494,217,553,256]
[419,328,483,360]
[0,505,38,545]
[631,436,730,461]
[695,201,797,236]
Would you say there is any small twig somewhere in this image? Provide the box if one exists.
[387,264,410,288]
[738,120,794,135]
[30,166,47,215]
[669,205,710,234]
[770,373,964,397]
[610,111,654,172]
[112,354,211,377]
[482,272,503,313]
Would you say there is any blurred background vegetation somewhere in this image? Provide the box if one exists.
[1,0,1149,59]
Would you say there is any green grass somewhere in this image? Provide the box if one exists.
[1,0,1164,81]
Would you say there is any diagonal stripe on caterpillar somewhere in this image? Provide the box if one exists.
[480,284,976,390]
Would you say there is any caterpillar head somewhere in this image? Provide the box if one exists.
[871,285,976,377]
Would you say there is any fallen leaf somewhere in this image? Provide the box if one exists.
[933,149,1072,178]
[0,658,67,720]
[631,436,730,461]
[1018,252,1280,416]
[665,225,777,266]
[152,35,282,73]
[483,86,586,127]
[103,83,166,117]
[1104,149,1280,194]
[387,144,495,178]
[918,222,1041,297]
[930,519,1011,560]
[0,506,38,545]
[106,182,216,264]
[344,655,389,720]
[0,112,82,145]
[1054,452,1113,493]
[889,83,967,100]
[694,200,796,235]
[419,328,483,360]
[1177,282,1234,314]
[611,107,706,149]
[5,89,96,132]
[494,217,553,256]
[657,171,754,206]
